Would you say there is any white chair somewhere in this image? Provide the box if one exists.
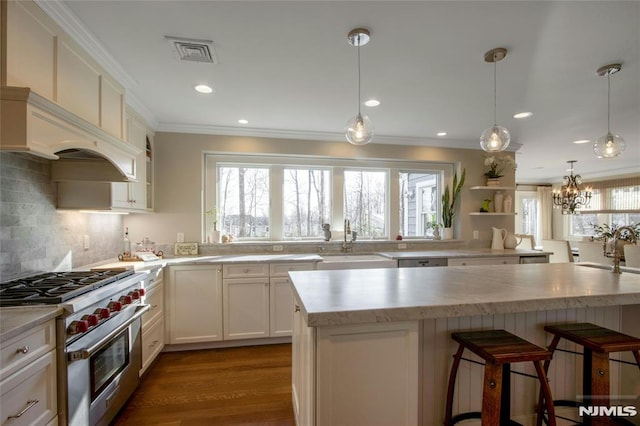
[577,241,609,265]
[624,244,640,268]
[515,234,535,250]
[541,239,574,263]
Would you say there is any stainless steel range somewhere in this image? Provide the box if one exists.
[0,269,150,426]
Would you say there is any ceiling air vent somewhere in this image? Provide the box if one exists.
[165,36,218,63]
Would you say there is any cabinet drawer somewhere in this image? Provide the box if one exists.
[142,281,164,329]
[447,256,519,267]
[0,350,57,426]
[141,318,164,375]
[270,262,316,277]
[0,320,55,379]
[223,263,269,278]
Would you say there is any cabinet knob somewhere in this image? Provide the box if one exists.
[16,345,29,354]
[294,305,301,312]
[244,268,249,274]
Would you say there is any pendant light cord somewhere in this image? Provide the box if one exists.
[493,55,497,126]
[607,72,611,134]
[357,34,362,116]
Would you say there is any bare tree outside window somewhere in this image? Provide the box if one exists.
[344,170,387,238]
[283,168,330,238]
[218,166,269,238]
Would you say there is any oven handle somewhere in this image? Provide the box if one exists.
[68,304,150,362]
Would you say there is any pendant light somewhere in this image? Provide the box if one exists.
[345,28,374,145]
[593,63,625,158]
[480,47,510,152]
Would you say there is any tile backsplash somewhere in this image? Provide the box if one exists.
[0,153,123,280]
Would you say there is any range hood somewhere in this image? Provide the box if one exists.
[1,86,140,182]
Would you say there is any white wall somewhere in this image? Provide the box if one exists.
[124,133,516,245]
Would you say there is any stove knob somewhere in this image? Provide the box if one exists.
[119,295,133,305]
[129,290,141,300]
[95,308,110,319]
[68,320,89,335]
[82,314,99,327]
[108,301,123,312]
[138,288,146,296]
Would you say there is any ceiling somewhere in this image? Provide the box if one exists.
[52,1,639,183]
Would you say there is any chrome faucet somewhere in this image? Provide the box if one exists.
[610,226,638,273]
[342,219,353,252]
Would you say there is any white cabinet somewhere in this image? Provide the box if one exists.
[291,310,420,426]
[270,277,295,336]
[166,265,223,344]
[112,113,148,211]
[141,268,164,374]
[447,256,519,266]
[0,319,57,426]
[223,277,270,340]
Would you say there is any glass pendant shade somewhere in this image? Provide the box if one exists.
[593,132,625,158]
[345,113,374,145]
[480,125,510,152]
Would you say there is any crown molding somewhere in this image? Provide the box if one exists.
[156,122,521,151]
[34,0,138,89]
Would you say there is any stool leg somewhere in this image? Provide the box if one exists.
[481,361,503,426]
[588,350,610,426]
[444,344,465,426]
[534,360,556,426]
[536,335,560,426]
[633,350,640,370]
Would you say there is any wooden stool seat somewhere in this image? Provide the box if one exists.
[538,323,640,426]
[445,330,556,426]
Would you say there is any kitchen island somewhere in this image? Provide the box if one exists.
[289,263,640,426]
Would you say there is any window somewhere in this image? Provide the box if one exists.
[399,172,440,237]
[283,168,330,239]
[205,154,451,241]
[218,165,270,239]
[344,170,387,239]
[515,191,538,237]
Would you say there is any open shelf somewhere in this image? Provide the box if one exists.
[469,186,515,191]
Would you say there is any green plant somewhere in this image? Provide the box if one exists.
[442,169,466,228]
[590,222,639,241]
[483,154,516,178]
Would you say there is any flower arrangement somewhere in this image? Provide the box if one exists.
[483,154,516,179]
[205,207,219,230]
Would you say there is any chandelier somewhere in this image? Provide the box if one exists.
[552,160,592,215]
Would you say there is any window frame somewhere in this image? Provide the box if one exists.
[204,153,452,241]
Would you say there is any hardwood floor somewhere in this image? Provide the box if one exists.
[113,344,295,425]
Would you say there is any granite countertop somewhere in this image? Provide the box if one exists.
[378,248,550,259]
[289,263,640,327]
[0,306,62,342]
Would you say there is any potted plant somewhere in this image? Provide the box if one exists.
[205,207,221,243]
[590,222,639,254]
[441,169,466,239]
[483,154,516,186]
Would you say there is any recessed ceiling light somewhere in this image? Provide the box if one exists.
[364,99,380,107]
[573,139,591,144]
[513,111,533,119]
[238,119,249,124]
[437,132,447,136]
[194,84,213,94]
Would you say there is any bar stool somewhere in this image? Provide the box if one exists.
[444,329,556,426]
[537,323,640,426]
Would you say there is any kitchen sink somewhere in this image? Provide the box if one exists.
[317,254,397,270]
[576,262,640,274]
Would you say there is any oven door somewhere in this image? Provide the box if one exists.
[66,304,149,426]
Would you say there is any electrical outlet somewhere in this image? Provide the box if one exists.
[398,243,407,249]
[273,245,283,252]
[83,235,90,250]
[177,232,184,243]
[473,230,479,239]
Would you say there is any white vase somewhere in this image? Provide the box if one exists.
[443,227,453,240]
[494,191,504,213]
[503,195,513,213]
[209,229,221,244]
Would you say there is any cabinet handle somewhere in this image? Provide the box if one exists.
[16,345,29,354]
[244,268,250,274]
[461,262,467,266]
[294,305,300,312]
[8,400,39,419]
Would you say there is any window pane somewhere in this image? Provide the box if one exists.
[344,170,387,238]
[283,168,331,239]
[399,171,440,237]
[218,166,270,239]
[519,196,538,236]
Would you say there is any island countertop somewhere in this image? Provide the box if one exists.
[288,263,640,327]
